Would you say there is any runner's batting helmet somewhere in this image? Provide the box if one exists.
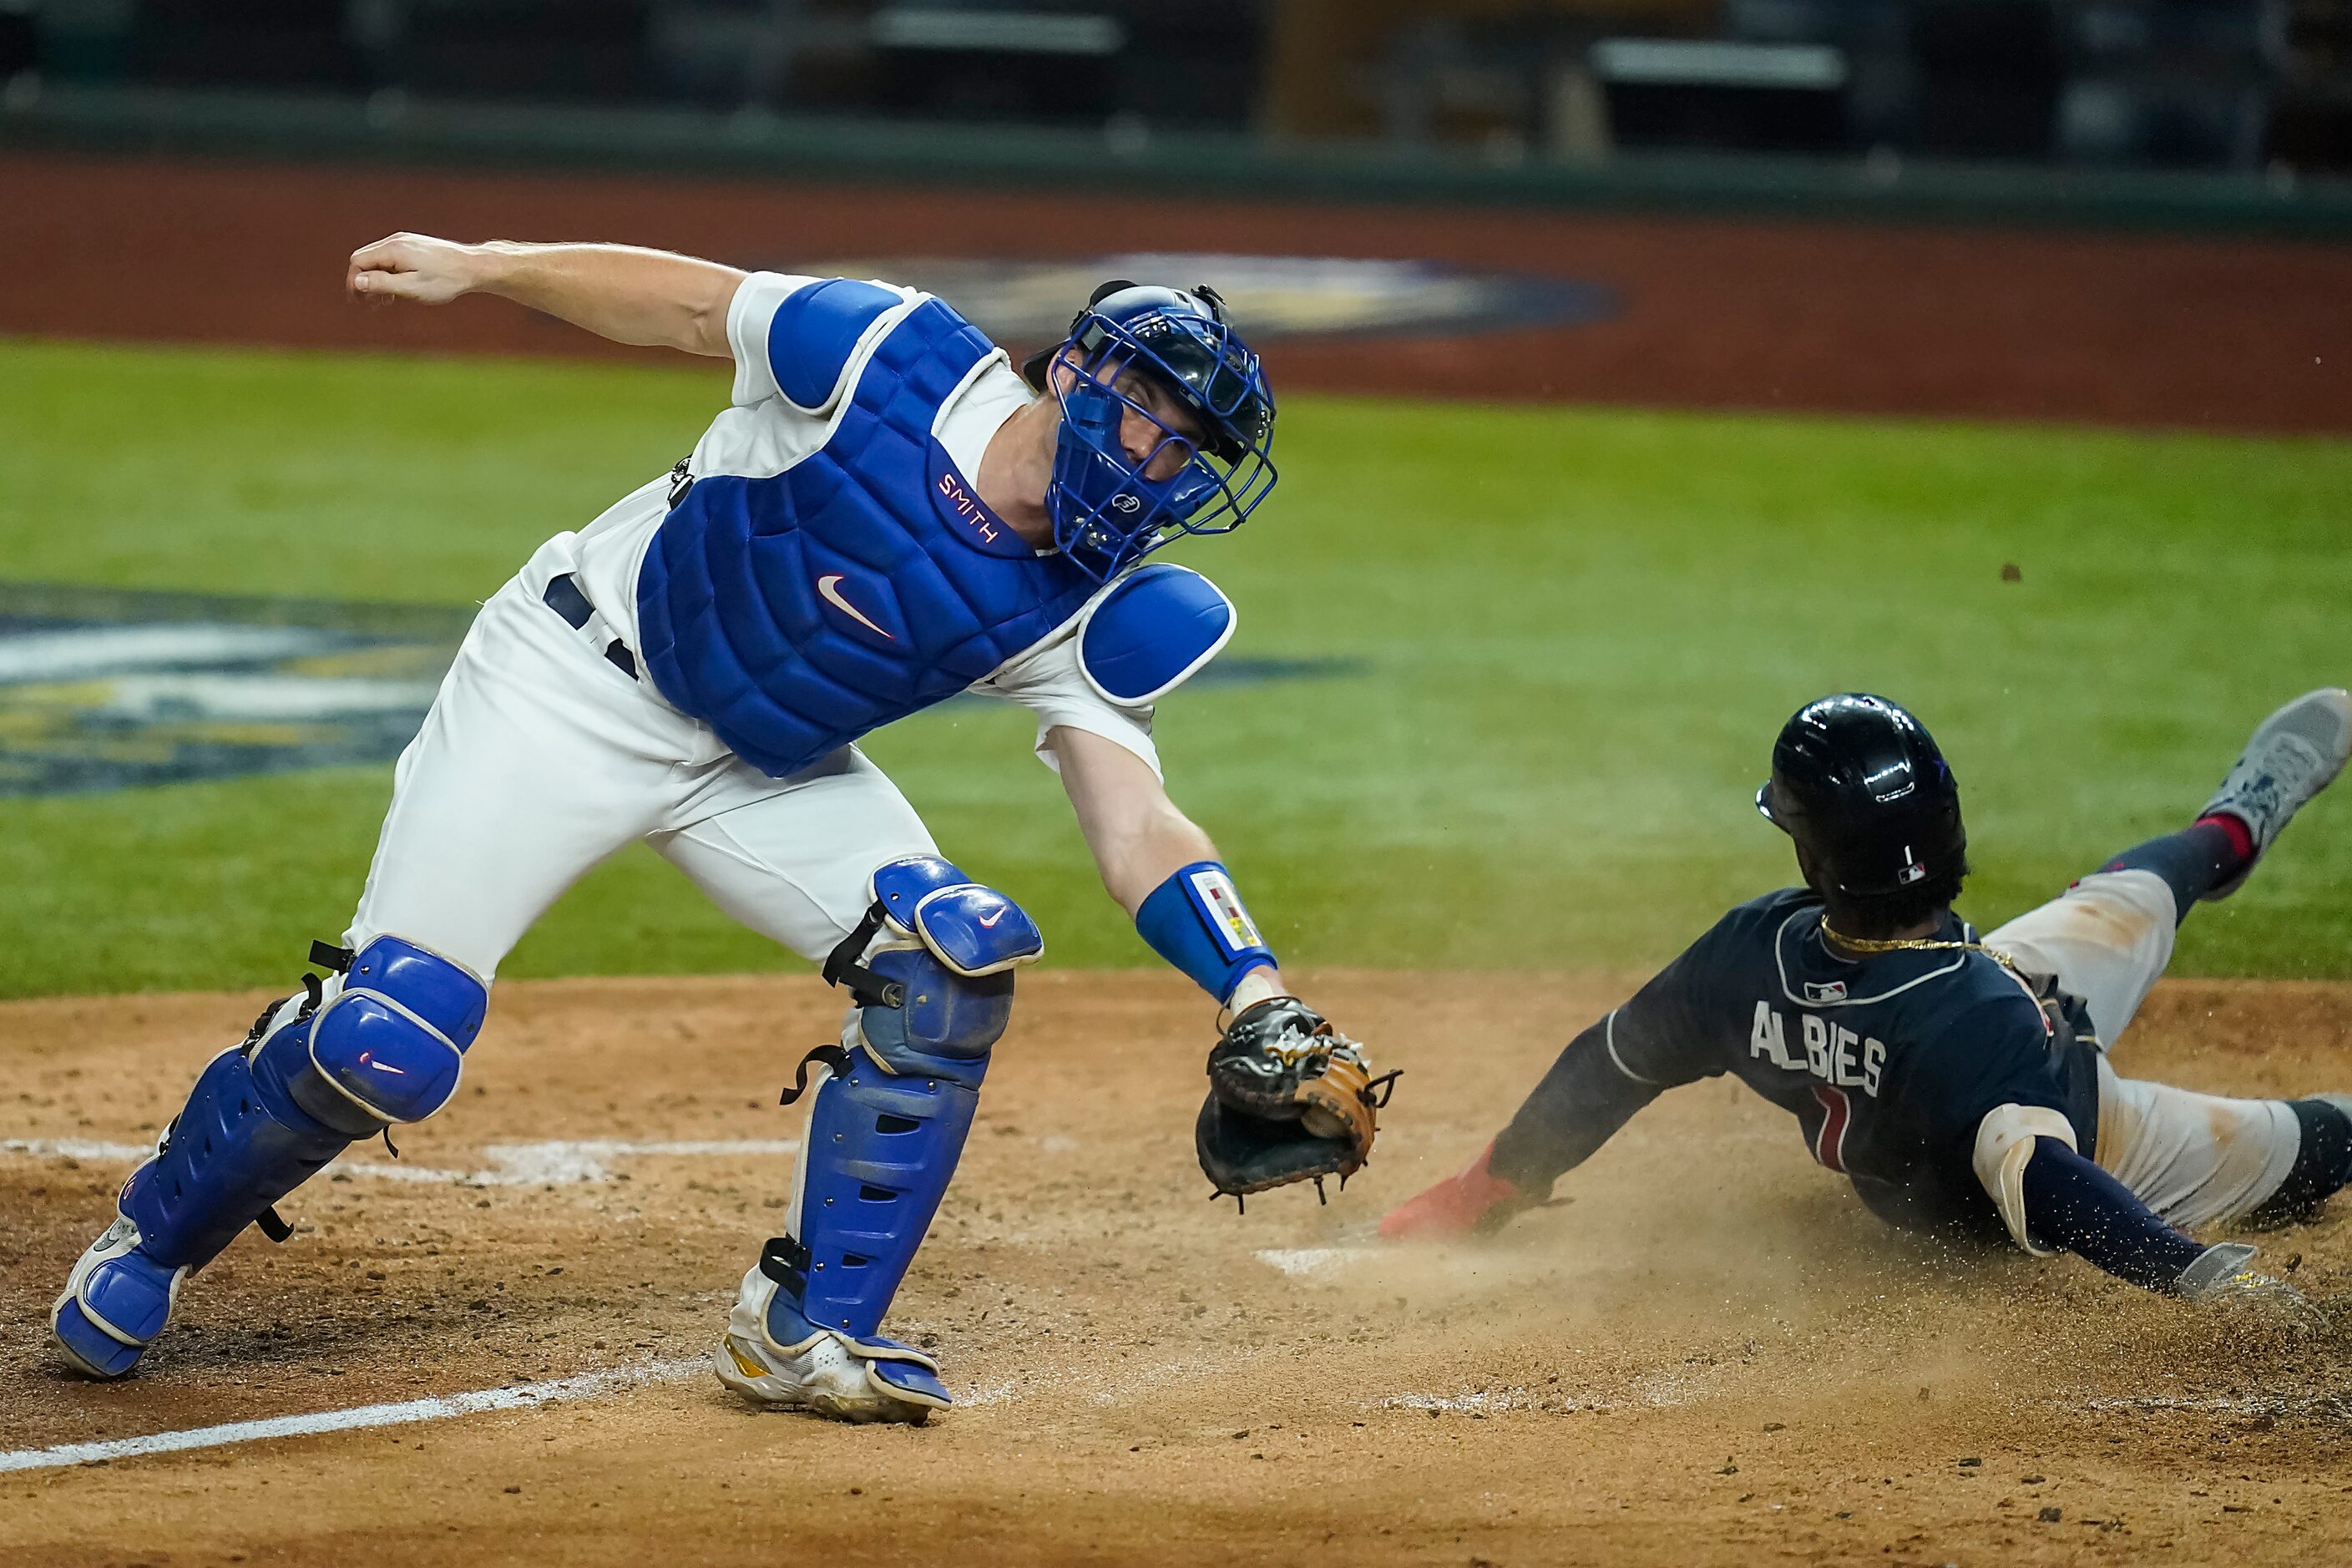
[1757,693,1967,898]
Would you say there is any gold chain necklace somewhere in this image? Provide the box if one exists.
[1818,918,2026,977]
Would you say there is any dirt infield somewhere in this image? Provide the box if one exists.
[5,150,2350,433]
[5,969,2352,1566]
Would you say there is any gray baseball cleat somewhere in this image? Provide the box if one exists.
[2200,687,2352,901]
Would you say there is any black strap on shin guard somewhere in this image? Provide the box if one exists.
[242,941,363,1244]
[820,903,904,1009]
[758,1233,812,1294]
[780,1044,854,1107]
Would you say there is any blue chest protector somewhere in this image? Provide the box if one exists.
[636,299,1101,776]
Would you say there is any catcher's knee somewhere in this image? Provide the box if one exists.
[823,856,1043,1078]
[255,936,488,1136]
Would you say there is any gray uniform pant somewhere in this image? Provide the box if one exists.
[1984,870,2301,1229]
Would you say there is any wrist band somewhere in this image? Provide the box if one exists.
[1136,862,1276,1004]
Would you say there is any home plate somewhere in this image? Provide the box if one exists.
[1255,1247,1368,1277]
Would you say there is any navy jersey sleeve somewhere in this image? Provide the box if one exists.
[1599,911,1745,1089]
[1488,914,1737,1191]
[2021,1138,2205,1291]
[1884,991,2073,1157]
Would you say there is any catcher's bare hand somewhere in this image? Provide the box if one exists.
[1195,997,1396,1204]
[347,233,484,305]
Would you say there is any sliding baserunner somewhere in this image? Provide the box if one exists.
[1386,689,2352,1315]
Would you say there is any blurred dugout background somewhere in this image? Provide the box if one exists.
[2,0,2348,176]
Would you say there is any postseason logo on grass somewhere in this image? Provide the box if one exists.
[797,253,1617,351]
[0,583,1358,797]
[0,583,470,797]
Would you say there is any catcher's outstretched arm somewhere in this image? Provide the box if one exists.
[1049,726,1283,1010]
[346,234,745,357]
[1050,725,1390,1202]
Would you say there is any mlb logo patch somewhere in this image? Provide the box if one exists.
[1803,980,1849,1004]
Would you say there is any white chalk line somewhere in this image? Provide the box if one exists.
[0,1357,710,1475]
[1,1138,797,1187]
[2,1162,1374,1472]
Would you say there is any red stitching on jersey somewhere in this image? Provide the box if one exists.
[1811,1084,1852,1173]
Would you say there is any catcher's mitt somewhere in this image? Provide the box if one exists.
[1196,998,1397,1207]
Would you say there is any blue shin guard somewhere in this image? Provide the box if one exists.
[761,1028,987,1407]
[747,857,1039,1413]
[53,936,486,1378]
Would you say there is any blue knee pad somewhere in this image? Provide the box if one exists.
[766,859,1039,1348]
[122,936,487,1270]
[855,946,1016,1072]
[273,935,487,1130]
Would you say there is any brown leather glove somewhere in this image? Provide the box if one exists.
[1195,998,1395,1206]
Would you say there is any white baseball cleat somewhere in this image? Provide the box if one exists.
[710,1266,947,1426]
[2200,687,2352,901]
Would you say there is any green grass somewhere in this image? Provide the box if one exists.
[3,336,2349,999]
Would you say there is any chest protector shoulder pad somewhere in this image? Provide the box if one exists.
[1076,563,1236,706]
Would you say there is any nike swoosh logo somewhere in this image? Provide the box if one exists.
[817,574,893,640]
[979,908,1008,928]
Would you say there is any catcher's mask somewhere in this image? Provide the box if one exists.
[1756,692,1967,898]
[1019,281,1277,583]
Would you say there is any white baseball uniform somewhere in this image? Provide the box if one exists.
[344,274,1162,982]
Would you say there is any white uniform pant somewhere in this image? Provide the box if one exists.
[1983,869,2300,1229]
[345,534,935,982]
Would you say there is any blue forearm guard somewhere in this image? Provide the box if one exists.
[1136,861,1277,1004]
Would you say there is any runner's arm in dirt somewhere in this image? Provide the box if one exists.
[1379,928,1727,1241]
[1898,1019,2310,1305]
[2010,1140,2205,1288]
[1984,1128,2315,1311]
[1965,1089,2301,1301]
[346,234,745,357]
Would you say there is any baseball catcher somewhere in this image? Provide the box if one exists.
[51,240,1388,1422]
[1385,687,2352,1318]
